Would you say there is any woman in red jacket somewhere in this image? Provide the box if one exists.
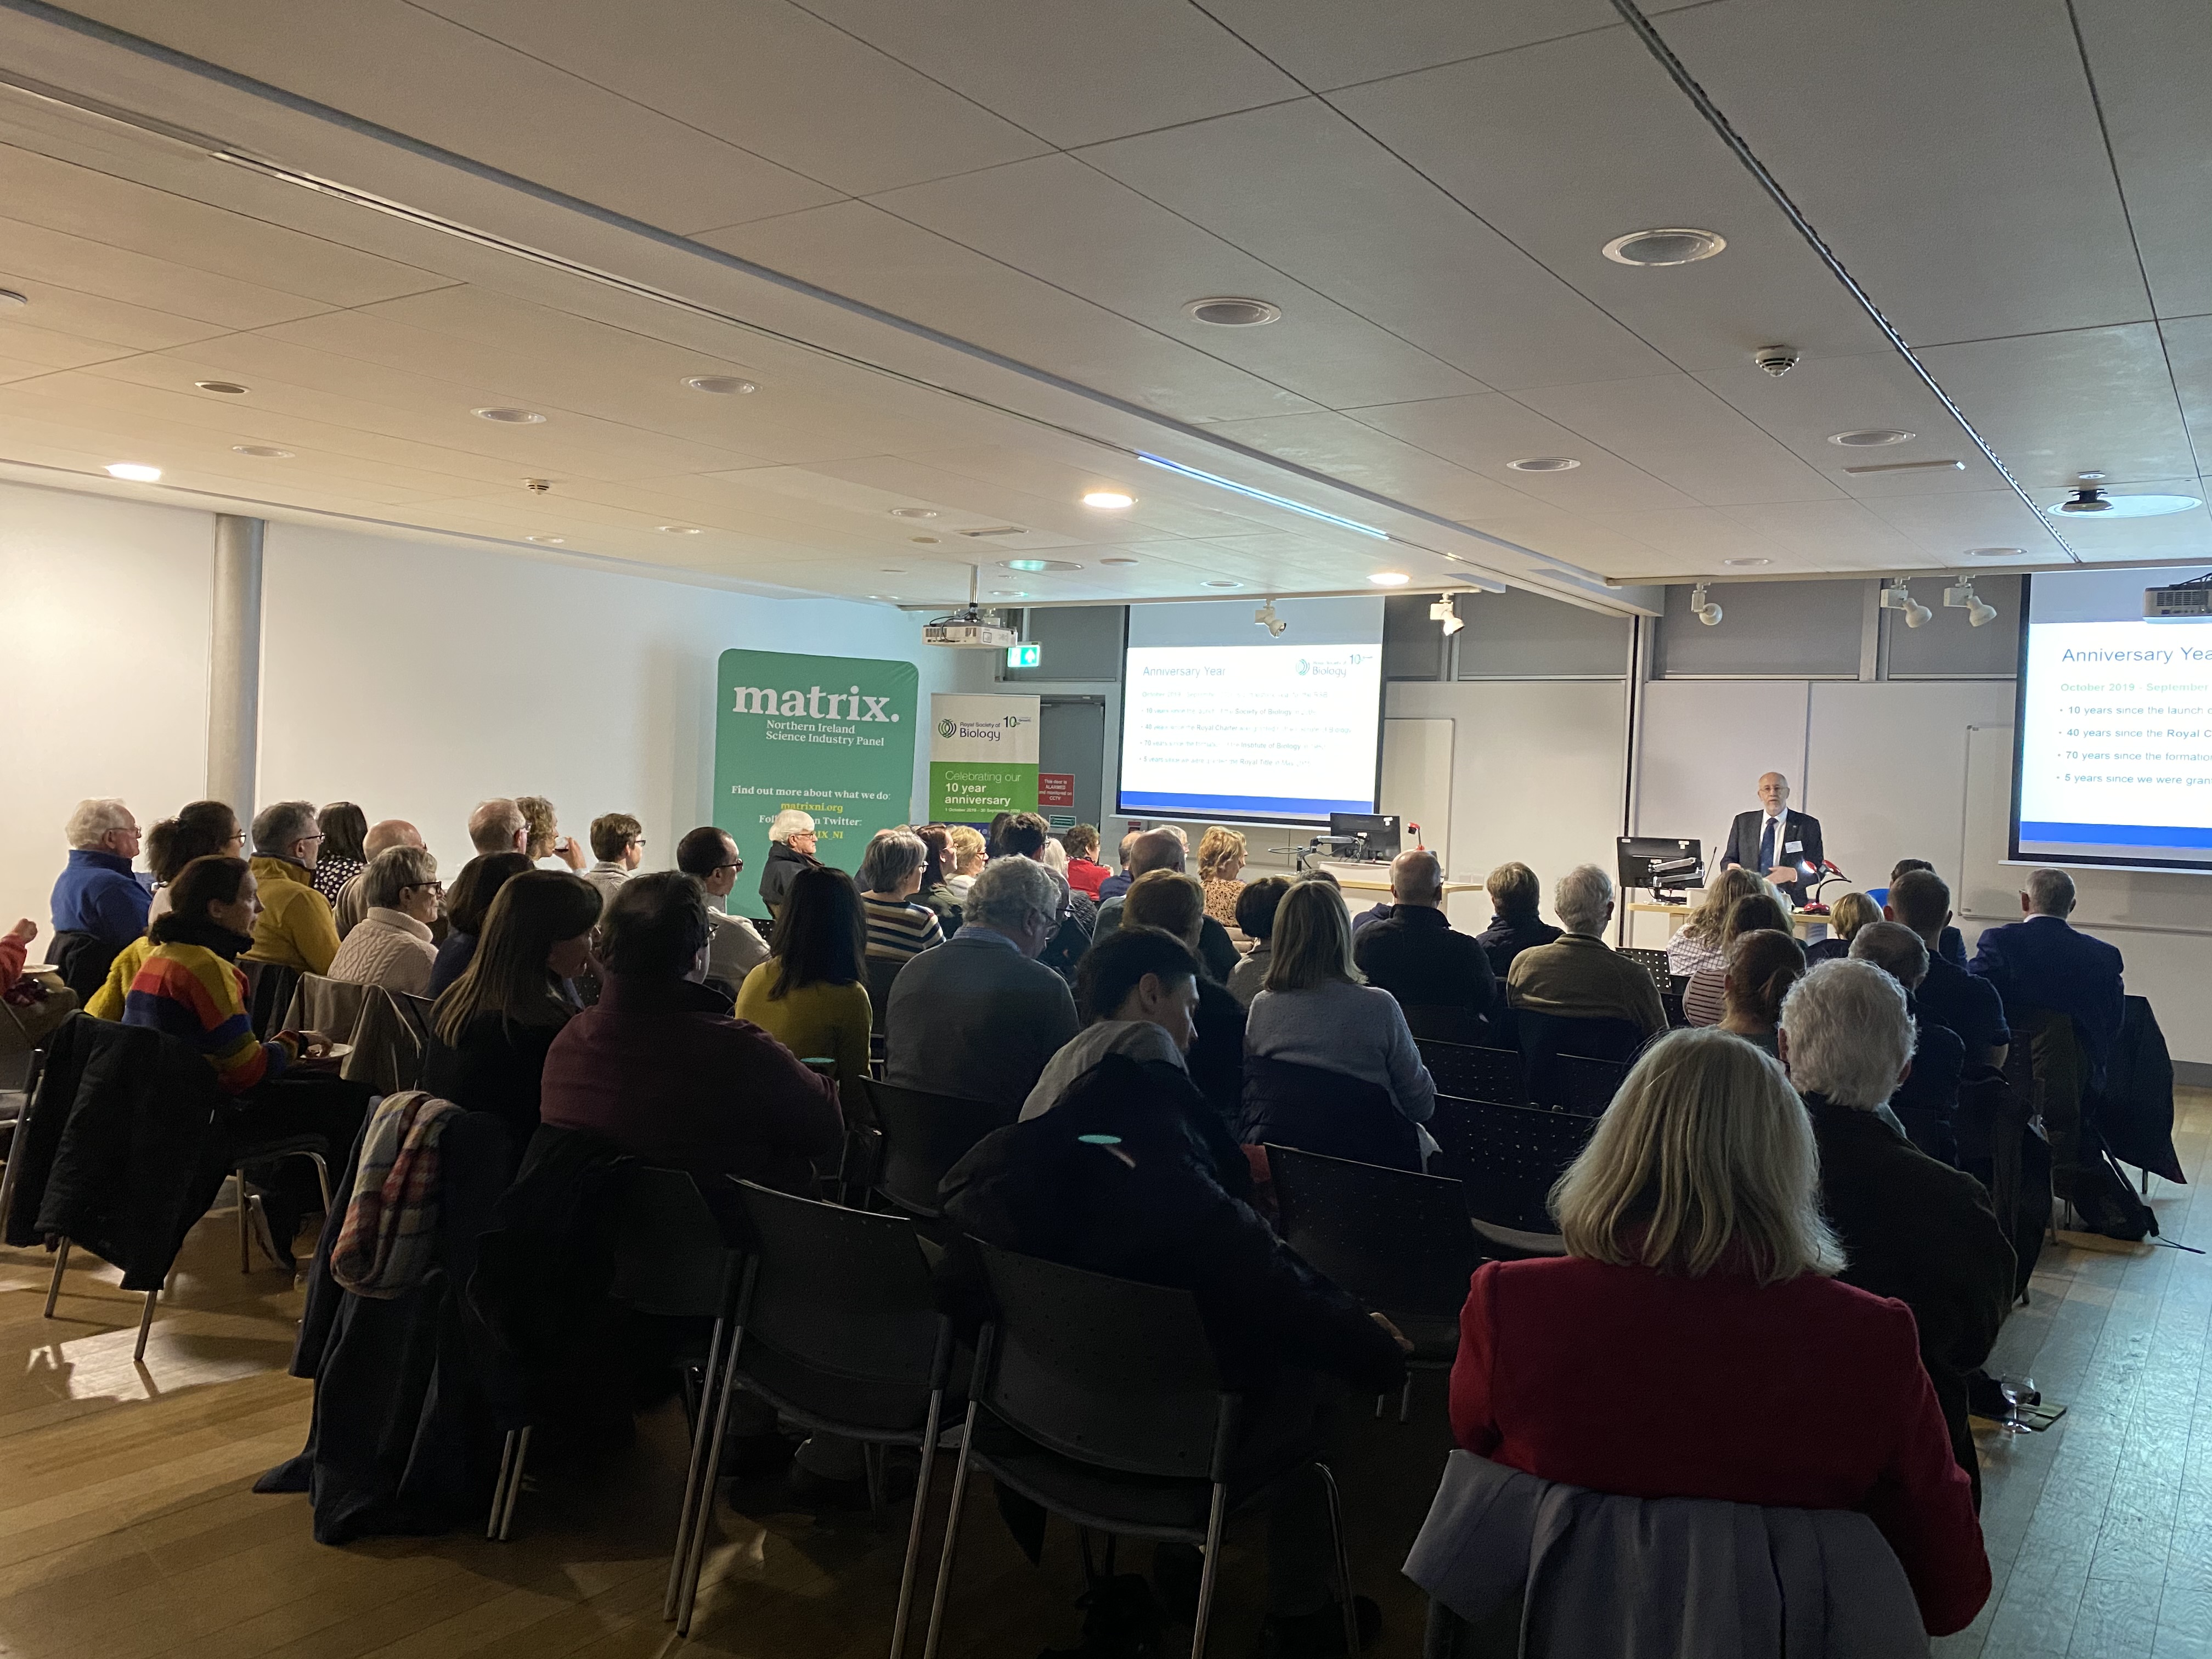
[1449,1026,1990,1637]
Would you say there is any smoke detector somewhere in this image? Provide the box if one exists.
[1753,346,1799,377]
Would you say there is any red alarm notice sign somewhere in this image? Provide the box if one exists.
[1037,772,1076,809]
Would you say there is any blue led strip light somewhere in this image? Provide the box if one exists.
[1137,453,1391,540]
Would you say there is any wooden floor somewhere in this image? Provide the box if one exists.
[2,1093,2207,1659]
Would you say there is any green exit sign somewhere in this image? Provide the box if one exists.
[1006,642,1041,668]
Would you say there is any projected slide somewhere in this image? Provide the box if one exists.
[1118,597,1384,823]
[2017,569,2212,870]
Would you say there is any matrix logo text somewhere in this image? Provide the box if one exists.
[733,685,901,721]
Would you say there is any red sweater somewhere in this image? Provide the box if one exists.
[1450,1256,1989,1636]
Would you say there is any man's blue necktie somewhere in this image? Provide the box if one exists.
[1759,816,1777,873]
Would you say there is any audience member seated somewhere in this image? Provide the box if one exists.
[1,917,74,1046]
[1095,830,1239,981]
[311,802,369,908]
[123,854,367,1268]
[1664,866,1768,977]
[467,798,529,857]
[1244,879,1436,1169]
[1889,859,1967,966]
[1197,825,1247,926]
[517,793,589,870]
[539,871,842,1192]
[936,823,988,911]
[1850,922,1967,1164]
[1062,822,1110,901]
[674,826,770,994]
[851,831,942,980]
[758,808,820,915]
[326,846,442,996]
[1,916,33,996]
[999,814,1097,980]
[1353,849,1496,1044]
[884,855,1079,1109]
[1715,928,1805,1057]
[911,823,961,929]
[1097,828,1141,902]
[1472,861,1562,981]
[1779,961,2016,1510]
[1805,889,1880,963]
[334,819,421,938]
[584,812,644,915]
[245,799,341,976]
[51,796,148,953]
[421,871,601,1154]
[1505,865,1666,1040]
[1449,1026,1989,1636]
[1681,891,1792,1027]
[89,801,244,1018]
[427,851,533,996]
[1888,870,2008,1070]
[1023,927,1203,1120]
[941,1022,1409,1654]
[1121,870,1246,1126]
[736,865,873,1110]
[1228,875,1293,1008]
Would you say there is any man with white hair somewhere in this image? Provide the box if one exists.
[467,798,529,856]
[334,819,422,939]
[52,797,149,949]
[758,808,820,916]
[1503,864,1665,1037]
[884,854,1079,1109]
[246,798,341,975]
[1780,960,2015,1505]
[1848,921,1966,1164]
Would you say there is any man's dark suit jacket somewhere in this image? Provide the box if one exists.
[1969,914,2124,1086]
[1720,808,1824,906]
[1353,905,1496,1044]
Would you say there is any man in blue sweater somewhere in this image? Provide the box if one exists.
[50,797,148,948]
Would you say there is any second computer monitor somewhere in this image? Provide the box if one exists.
[1328,812,1401,862]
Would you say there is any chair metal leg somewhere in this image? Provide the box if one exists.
[1373,1392,1385,1419]
[919,1400,981,1659]
[664,1316,730,1621]
[237,1170,251,1273]
[0,1136,23,1238]
[497,1427,531,1542]
[1189,1480,1229,1659]
[43,1237,71,1317]
[488,1430,520,1539]
[133,1288,157,1363]
[864,1442,885,1520]
[1398,1376,1414,1424]
[1314,1463,1359,1659]
[306,1150,333,1213]
[675,1307,748,1637]
[888,1387,945,1659]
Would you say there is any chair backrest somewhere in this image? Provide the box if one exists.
[973,1239,1229,1481]
[1518,1011,1644,1107]
[1399,1002,1487,1046]
[608,1166,742,1319]
[1267,1144,1477,1320]
[1425,1093,1596,1237]
[1618,947,1672,990]
[1553,1054,1627,1116]
[1663,977,1689,1029]
[1238,1054,1422,1171]
[46,930,116,1008]
[729,1179,944,1386]
[240,960,302,1040]
[1419,1039,1528,1105]
[285,974,371,1048]
[865,956,905,1036]
[392,991,436,1047]
[865,1079,1017,1220]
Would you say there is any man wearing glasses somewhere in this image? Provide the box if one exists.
[245,798,341,975]
[585,812,647,918]
[759,808,821,918]
[676,825,769,992]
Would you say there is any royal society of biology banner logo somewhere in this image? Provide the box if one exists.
[928,693,1040,819]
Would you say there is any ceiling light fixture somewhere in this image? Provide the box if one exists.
[910,537,940,545]
[194,380,249,395]
[231,445,294,458]
[1690,583,1723,626]
[1005,558,1084,573]
[1255,600,1287,637]
[1102,556,1139,566]
[1842,459,1965,475]
[105,462,161,482]
[1506,456,1581,472]
[1967,546,2024,559]
[1880,579,1933,628]
[1829,428,1915,447]
[473,407,545,424]
[1184,297,1282,326]
[657,524,702,535]
[1721,557,1771,567]
[525,534,566,544]
[1205,579,1243,589]
[1602,227,1726,266]
[1137,452,1389,539]
[881,566,907,573]
[684,375,757,394]
[1430,594,1465,636]
[1081,490,1136,510]
[2049,487,2202,518]
[1944,577,1999,628]
[889,507,938,520]
[1368,572,1411,586]
[0,288,27,309]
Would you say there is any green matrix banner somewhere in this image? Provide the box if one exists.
[714,648,919,878]
[929,693,1040,820]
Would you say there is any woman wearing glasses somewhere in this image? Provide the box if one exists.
[326,845,443,995]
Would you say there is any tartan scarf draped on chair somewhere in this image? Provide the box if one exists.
[332,1090,462,1298]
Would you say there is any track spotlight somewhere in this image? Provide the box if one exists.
[1691,583,1723,627]
[1430,594,1465,636]
[1881,579,1933,629]
[1944,577,1999,628]
[1255,599,1287,638]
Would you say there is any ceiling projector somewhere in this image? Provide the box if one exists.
[2144,573,2212,621]
[923,608,1019,648]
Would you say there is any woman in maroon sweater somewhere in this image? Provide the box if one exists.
[1449,1027,1989,1637]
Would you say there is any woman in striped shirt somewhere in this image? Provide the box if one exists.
[858,830,945,963]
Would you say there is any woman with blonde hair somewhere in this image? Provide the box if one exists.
[1447,1027,1989,1637]
[1805,889,1881,963]
[1665,865,1772,975]
[1196,825,1248,927]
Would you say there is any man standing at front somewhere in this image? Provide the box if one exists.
[1722,772,1824,908]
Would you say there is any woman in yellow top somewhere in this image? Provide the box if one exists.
[735,865,873,1113]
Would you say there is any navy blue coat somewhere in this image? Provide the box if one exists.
[1969,916,2124,1086]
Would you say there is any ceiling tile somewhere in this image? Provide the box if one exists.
[1511,375,1846,506]
[1857,488,2072,565]
[1194,411,1535,522]
[2152,316,2212,477]
[1345,392,1702,515]
[1194,0,1618,92]
[2073,0,2212,321]
[0,213,337,331]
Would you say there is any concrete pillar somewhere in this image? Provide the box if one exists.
[206,515,264,819]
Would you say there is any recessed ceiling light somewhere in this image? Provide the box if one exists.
[105,462,161,482]
[1184,296,1282,327]
[1829,428,1915,447]
[526,534,566,545]
[2049,488,2202,518]
[1102,557,1139,566]
[1081,490,1136,510]
[473,407,546,424]
[195,380,249,395]
[910,536,941,545]
[1601,227,1726,267]
[889,507,938,520]
[1722,557,1771,567]
[230,445,294,458]
[684,375,757,394]
[1004,558,1084,573]
[880,566,907,573]
[1204,579,1243,589]
[1967,546,2025,558]
[991,589,1026,597]
[657,524,702,534]
[1506,456,1581,472]
[1368,572,1411,586]
[0,287,27,309]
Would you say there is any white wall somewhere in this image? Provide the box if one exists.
[1,481,212,940]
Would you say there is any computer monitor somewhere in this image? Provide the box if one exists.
[1327,812,1401,862]
[1617,836,1704,899]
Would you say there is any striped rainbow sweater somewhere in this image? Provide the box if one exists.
[123,942,291,1093]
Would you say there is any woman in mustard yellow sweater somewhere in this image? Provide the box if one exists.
[735,865,872,1112]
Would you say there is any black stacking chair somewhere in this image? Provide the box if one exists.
[1664,975,1690,1028]
[1517,1011,1644,1108]
[1425,1093,1599,1256]
[1267,1145,1478,1420]
[1553,1054,1628,1117]
[1417,1039,1528,1105]
[1618,947,1672,991]
[924,1243,1361,1659]
[239,960,302,1040]
[865,1080,1015,1226]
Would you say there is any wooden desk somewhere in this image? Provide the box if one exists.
[1627,900,1825,938]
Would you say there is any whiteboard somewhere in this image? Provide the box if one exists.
[1381,716,1453,868]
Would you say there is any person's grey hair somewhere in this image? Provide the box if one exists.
[1779,958,1915,1110]
[857,830,927,894]
[252,799,319,855]
[769,809,815,843]
[1391,849,1444,904]
[1553,1028,1842,1285]
[964,853,1061,934]
[468,798,526,854]
[2025,867,2076,917]
[364,844,439,909]
[1555,863,1615,935]
[1038,836,1069,874]
[1848,920,1929,991]
[65,798,133,848]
